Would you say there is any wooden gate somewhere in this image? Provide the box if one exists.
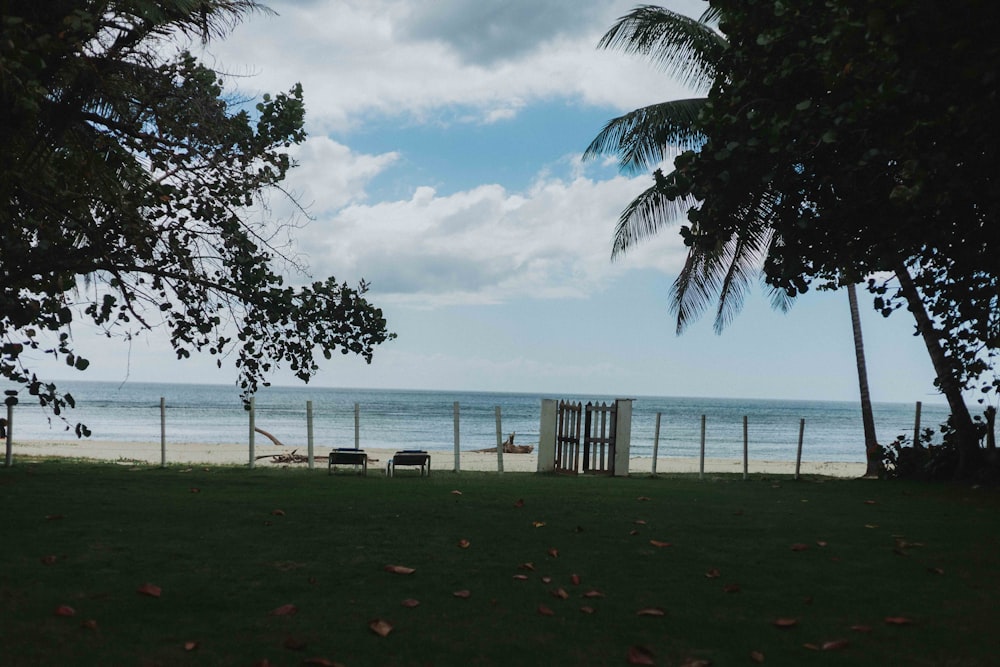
[554,400,582,474]
[555,400,616,475]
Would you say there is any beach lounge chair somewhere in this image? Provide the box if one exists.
[328,448,368,476]
[386,450,431,477]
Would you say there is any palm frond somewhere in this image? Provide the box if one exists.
[597,5,727,92]
[611,179,696,259]
[584,99,706,173]
[670,241,724,334]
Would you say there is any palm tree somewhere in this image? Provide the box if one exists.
[586,5,881,473]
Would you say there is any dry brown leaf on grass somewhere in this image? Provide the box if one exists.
[627,645,655,665]
[705,568,720,578]
[821,639,849,651]
[518,562,535,571]
[137,583,162,598]
[532,521,545,528]
[679,659,712,667]
[850,624,872,633]
[384,565,415,575]
[722,583,741,593]
[570,574,581,585]
[513,574,529,581]
[772,618,798,628]
[453,590,471,599]
[401,598,420,608]
[884,616,915,625]
[81,619,98,631]
[283,636,307,650]
[450,490,463,495]
[637,496,651,502]
[537,604,555,616]
[303,659,343,667]
[750,650,765,663]
[580,605,595,614]
[649,540,672,548]
[271,509,285,516]
[458,539,471,549]
[636,608,665,617]
[54,605,76,617]
[269,603,298,616]
[40,555,57,565]
[369,619,393,637]
[583,589,605,598]
[551,588,569,600]
[514,498,525,508]
[541,576,552,584]
[184,641,198,651]
[790,543,809,552]
[547,547,559,558]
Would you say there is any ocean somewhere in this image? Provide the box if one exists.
[3,381,952,463]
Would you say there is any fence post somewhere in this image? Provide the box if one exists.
[4,401,13,467]
[913,401,923,447]
[742,415,749,481]
[494,406,504,474]
[354,402,360,450]
[453,401,461,472]
[699,414,706,480]
[248,396,256,469]
[160,397,166,468]
[306,400,314,469]
[794,418,805,480]
[652,412,661,476]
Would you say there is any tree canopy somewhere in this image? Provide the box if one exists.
[649,1,998,462]
[0,0,393,431]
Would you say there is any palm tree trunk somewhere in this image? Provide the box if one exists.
[893,263,979,476]
[847,284,881,477]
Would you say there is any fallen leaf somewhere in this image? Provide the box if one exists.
[821,639,849,651]
[927,567,945,575]
[450,490,463,495]
[864,500,876,505]
[679,660,712,667]
[514,499,525,508]
[384,565,415,575]
[40,555,58,565]
[513,574,529,581]
[401,598,420,608]
[81,619,98,631]
[705,568,721,579]
[750,650,765,663]
[190,488,200,493]
[850,624,872,633]
[629,529,640,536]
[453,590,471,599]
[137,583,162,598]
[636,608,665,617]
[803,643,820,651]
[583,590,605,598]
[458,539,471,549]
[637,496,651,502]
[184,641,199,651]
[547,547,559,558]
[55,605,76,617]
[722,583,741,593]
[773,618,798,628]
[532,521,545,528]
[864,524,879,529]
[269,603,298,616]
[627,645,655,665]
[634,519,647,525]
[303,659,339,667]
[541,576,552,584]
[551,588,569,599]
[570,574,581,586]
[790,543,809,552]
[884,616,914,625]
[518,562,535,571]
[369,619,393,637]
[538,604,555,616]
[816,541,828,547]
[580,605,595,614]
[271,509,285,516]
[649,540,672,548]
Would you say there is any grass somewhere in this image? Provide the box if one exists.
[1,460,999,666]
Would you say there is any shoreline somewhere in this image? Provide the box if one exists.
[8,439,868,477]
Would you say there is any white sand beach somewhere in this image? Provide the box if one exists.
[8,438,867,477]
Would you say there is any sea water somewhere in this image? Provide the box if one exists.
[4,381,953,463]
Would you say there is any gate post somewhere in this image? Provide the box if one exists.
[537,399,557,472]
[613,399,633,477]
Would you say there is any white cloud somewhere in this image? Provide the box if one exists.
[207,0,702,132]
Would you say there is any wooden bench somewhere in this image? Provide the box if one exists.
[386,450,431,477]
[328,448,368,476]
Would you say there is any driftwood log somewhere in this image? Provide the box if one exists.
[475,432,534,454]
[254,426,285,447]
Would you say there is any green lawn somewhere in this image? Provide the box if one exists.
[1,460,998,666]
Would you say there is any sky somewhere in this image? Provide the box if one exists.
[36,0,947,404]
